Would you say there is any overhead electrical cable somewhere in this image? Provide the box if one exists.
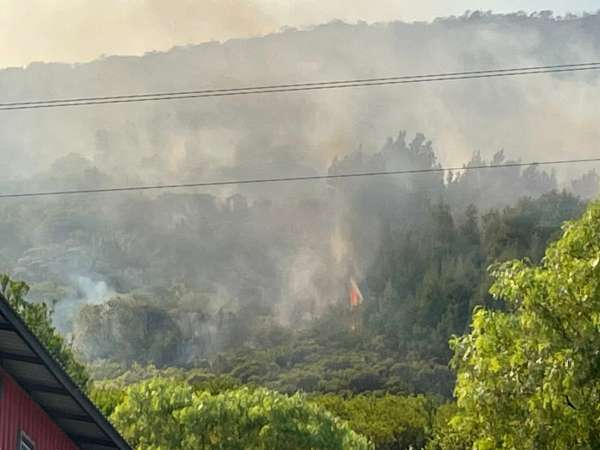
[1,62,600,111]
[2,61,599,106]
[1,157,598,199]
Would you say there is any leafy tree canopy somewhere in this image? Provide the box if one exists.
[432,201,600,449]
[108,378,372,450]
[313,393,441,450]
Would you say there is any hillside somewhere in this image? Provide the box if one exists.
[2,10,600,449]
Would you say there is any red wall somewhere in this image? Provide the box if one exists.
[0,367,79,450]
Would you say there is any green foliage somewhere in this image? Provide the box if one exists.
[0,274,90,390]
[364,190,585,367]
[93,374,444,449]
[76,296,182,366]
[432,200,600,449]
[207,309,454,397]
[312,393,441,449]
[427,402,458,445]
[109,378,373,450]
[1,133,592,448]
[2,135,583,407]
[89,383,126,418]
[90,366,242,417]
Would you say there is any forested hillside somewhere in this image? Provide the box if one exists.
[2,10,600,449]
[2,127,596,449]
[0,130,591,379]
[5,192,600,448]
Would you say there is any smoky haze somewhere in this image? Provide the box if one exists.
[0,11,599,365]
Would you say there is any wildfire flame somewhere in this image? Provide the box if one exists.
[349,277,363,308]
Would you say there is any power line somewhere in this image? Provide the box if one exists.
[1,157,598,199]
[2,62,598,106]
[1,62,599,111]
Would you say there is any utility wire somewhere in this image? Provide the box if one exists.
[2,62,598,106]
[1,157,598,199]
[1,62,599,111]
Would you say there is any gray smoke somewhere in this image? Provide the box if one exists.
[0,11,599,362]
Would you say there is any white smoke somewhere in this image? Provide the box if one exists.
[53,275,115,333]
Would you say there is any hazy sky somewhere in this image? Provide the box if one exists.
[1,0,599,69]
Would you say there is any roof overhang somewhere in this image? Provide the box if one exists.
[0,293,131,450]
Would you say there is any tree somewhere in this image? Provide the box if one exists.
[313,393,439,450]
[75,296,183,366]
[432,201,600,449]
[110,378,372,450]
[0,274,90,389]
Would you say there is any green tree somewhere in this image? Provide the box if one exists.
[110,377,372,450]
[75,296,182,366]
[313,393,439,449]
[0,274,90,390]
[89,383,126,417]
[432,201,600,449]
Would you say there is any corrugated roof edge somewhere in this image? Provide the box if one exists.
[0,292,132,450]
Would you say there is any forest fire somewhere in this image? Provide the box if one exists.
[1,5,600,449]
[349,276,364,308]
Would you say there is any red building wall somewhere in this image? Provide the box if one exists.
[0,367,79,450]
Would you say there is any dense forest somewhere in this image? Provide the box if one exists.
[2,9,600,449]
[1,131,594,378]
[4,182,600,448]
[2,127,599,448]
